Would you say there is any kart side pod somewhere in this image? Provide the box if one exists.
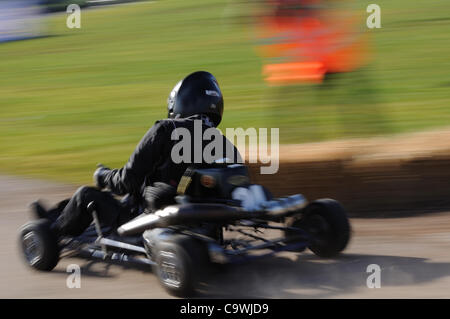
[117,204,251,236]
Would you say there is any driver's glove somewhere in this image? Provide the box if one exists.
[93,163,111,190]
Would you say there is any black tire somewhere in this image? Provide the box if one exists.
[153,234,209,297]
[286,199,351,257]
[19,219,59,271]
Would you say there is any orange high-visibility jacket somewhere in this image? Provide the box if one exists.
[258,1,369,84]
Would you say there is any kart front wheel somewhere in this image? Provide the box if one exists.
[19,219,59,271]
[287,199,351,257]
[153,234,209,297]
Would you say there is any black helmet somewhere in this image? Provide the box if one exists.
[167,71,224,126]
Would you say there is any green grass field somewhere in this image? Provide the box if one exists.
[1,0,449,184]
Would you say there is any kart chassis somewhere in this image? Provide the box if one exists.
[62,204,312,267]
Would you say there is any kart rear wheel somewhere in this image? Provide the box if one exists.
[153,234,209,297]
[19,219,59,271]
[286,199,351,257]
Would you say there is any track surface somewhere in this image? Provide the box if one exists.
[1,175,450,298]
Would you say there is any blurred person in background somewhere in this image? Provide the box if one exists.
[31,71,239,239]
[258,0,369,85]
[255,0,389,140]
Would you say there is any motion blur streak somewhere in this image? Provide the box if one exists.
[0,0,46,42]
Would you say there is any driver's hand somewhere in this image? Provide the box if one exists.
[93,163,111,190]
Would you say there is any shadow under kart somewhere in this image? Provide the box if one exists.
[18,164,351,297]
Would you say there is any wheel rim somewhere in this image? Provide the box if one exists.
[158,251,183,289]
[22,231,43,266]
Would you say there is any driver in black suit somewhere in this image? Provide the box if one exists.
[32,71,240,238]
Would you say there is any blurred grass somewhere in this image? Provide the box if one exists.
[0,0,449,184]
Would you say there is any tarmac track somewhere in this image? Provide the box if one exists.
[1,174,450,298]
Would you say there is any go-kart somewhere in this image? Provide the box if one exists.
[18,163,351,297]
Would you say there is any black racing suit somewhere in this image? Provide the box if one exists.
[51,115,240,237]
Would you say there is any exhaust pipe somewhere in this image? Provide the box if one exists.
[117,204,249,236]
